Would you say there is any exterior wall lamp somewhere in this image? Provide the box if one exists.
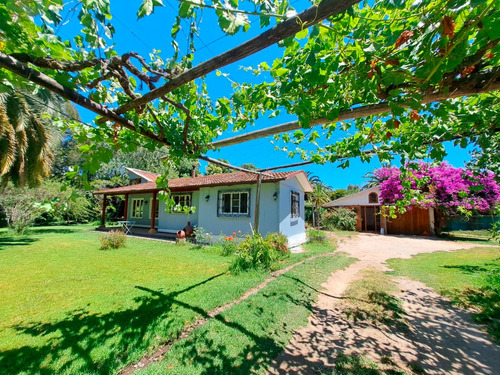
[273,192,278,201]
[205,195,210,202]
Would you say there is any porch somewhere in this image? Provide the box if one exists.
[96,224,179,241]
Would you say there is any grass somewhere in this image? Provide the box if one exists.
[138,252,356,374]
[342,268,408,330]
[0,225,352,374]
[439,229,499,246]
[0,225,268,374]
[387,246,500,343]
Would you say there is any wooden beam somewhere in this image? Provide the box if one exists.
[254,174,262,233]
[149,191,157,234]
[99,194,107,229]
[103,0,361,116]
[0,52,166,144]
[199,154,273,177]
[212,76,500,149]
[124,194,129,220]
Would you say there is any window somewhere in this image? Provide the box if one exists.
[218,191,249,216]
[368,192,379,204]
[150,198,159,218]
[168,193,192,214]
[131,199,144,218]
[129,178,141,185]
[291,192,300,219]
[173,193,191,208]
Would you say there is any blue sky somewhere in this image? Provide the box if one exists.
[60,0,473,189]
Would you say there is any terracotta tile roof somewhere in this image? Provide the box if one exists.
[125,167,160,182]
[94,170,308,195]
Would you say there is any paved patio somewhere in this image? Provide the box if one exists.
[96,225,179,242]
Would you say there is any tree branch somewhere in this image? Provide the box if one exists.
[198,155,272,176]
[104,0,361,117]
[10,53,105,71]
[162,96,192,149]
[212,71,500,148]
[0,52,167,145]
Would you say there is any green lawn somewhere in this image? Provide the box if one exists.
[387,246,500,342]
[0,225,268,374]
[138,252,355,374]
[439,230,498,246]
[0,225,352,374]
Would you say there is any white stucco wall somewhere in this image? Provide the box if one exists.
[127,171,150,184]
[323,186,381,207]
[278,178,307,247]
[157,191,200,233]
[196,182,280,238]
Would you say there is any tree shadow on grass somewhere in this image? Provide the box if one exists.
[0,236,38,250]
[0,273,225,374]
[440,264,488,274]
[28,227,78,235]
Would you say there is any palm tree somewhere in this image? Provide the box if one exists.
[361,171,380,190]
[0,88,72,187]
[307,181,332,228]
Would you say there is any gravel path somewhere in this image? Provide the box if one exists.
[269,233,500,374]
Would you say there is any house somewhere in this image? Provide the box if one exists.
[94,168,313,246]
[322,186,436,235]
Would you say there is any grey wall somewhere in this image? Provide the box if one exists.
[278,177,307,246]
[128,171,150,184]
[157,191,200,232]
[196,182,280,238]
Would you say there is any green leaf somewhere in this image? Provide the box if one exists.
[295,29,308,40]
[274,68,289,77]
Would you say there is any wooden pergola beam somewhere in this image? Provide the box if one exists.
[212,75,500,149]
[102,0,361,117]
[0,52,166,144]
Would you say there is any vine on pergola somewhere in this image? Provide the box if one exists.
[0,0,499,182]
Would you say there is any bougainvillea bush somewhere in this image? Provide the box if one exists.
[374,163,500,215]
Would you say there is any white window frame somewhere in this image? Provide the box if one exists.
[218,190,250,216]
[173,193,192,207]
[149,198,160,219]
[291,191,300,219]
[131,198,144,219]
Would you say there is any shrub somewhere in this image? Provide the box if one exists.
[308,228,327,243]
[265,232,289,255]
[99,230,127,250]
[322,208,357,231]
[216,231,242,256]
[230,232,284,273]
[193,226,212,246]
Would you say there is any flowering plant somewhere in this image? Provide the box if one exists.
[375,163,500,215]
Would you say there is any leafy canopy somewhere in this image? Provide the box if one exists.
[0,0,498,179]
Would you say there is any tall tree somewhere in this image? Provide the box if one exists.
[205,158,232,175]
[307,181,333,227]
[0,89,61,187]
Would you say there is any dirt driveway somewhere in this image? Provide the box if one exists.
[269,233,500,374]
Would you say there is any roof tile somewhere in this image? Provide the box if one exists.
[94,170,307,195]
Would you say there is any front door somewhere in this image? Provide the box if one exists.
[362,206,380,232]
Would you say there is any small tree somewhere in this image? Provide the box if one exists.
[375,163,500,232]
[0,186,44,234]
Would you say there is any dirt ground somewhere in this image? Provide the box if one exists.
[269,233,500,374]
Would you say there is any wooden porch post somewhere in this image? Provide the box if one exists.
[253,174,262,234]
[123,194,129,220]
[149,191,157,234]
[99,194,107,229]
